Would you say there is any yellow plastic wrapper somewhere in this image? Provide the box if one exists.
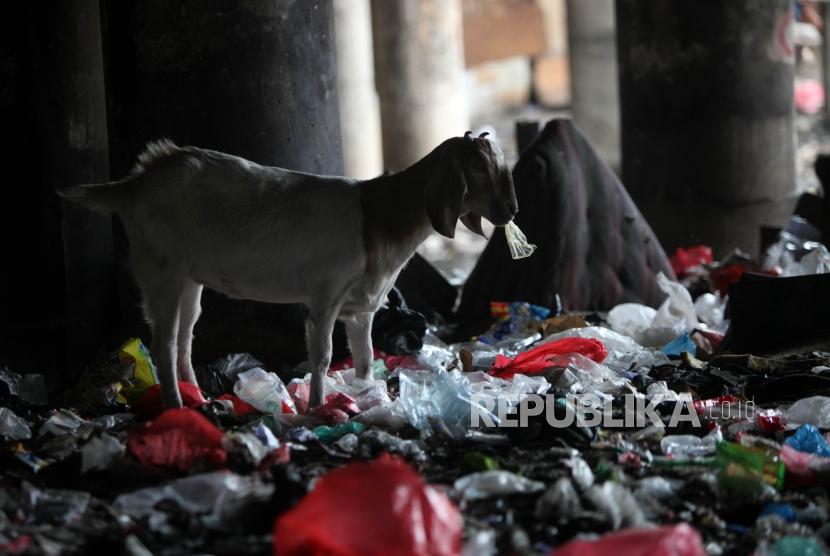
[72,338,158,406]
[504,221,536,260]
[117,338,159,403]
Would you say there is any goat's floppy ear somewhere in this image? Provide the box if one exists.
[425,152,466,239]
[460,212,485,237]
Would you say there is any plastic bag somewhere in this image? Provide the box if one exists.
[489,337,607,379]
[399,369,493,437]
[453,470,545,501]
[670,245,713,278]
[660,333,696,357]
[784,424,830,457]
[133,381,207,418]
[584,481,646,530]
[785,396,830,428]
[544,326,642,354]
[273,455,462,556]
[313,422,365,444]
[233,367,296,414]
[504,221,536,259]
[554,523,706,556]
[640,273,699,347]
[607,304,657,343]
[80,433,125,473]
[126,408,226,472]
[115,470,273,530]
[535,477,581,520]
[0,407,32,440]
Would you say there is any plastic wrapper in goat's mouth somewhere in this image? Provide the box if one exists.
[504,221,536,260]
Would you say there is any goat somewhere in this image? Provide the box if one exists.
[59,132,518,409]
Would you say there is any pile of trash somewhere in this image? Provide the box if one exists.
[2,251,830,555]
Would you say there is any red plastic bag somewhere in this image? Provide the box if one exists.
[670,246,713,278]
[126,408,226,472]
[217,393,258,416]
[553,523,705,556]
[132,382,207,418]
[490,338,607,379]
[274,455,462,556]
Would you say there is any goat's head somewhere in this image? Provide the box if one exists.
[424,131,518,238]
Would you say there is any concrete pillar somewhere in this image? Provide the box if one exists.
[536,0,571,107]
[102,0,343,368]
[334,0,383,179]
[372,0,470,171]
[617,0,797,258]
[0,1,115,377]
[566,0,619,168]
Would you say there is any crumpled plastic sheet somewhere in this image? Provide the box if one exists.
[399,369,485,437]
[80,432,125,473]
[274,455,462,556]
[547,353,632,395]
[535,477,582,520]
[114,470,274,531]
[544,325,643,355]
[453,470,545,501]
[763,226,830,277]
[785,396,830,429]
[126,408,226,472]
[584,481,647,530]
[0,407,32,440]
[21,483,91,526]
[39,409,88,437]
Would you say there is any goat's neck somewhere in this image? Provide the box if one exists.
[359,149,442,272]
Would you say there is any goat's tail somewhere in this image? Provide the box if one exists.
[58,178,133,214]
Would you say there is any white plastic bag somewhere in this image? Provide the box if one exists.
[504,221,536,260]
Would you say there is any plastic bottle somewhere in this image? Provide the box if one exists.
[716,441,785,493]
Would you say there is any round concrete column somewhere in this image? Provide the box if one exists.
[104,0,342,176]
[617,0,797,258]
[567,0,620,168]
[334,0,383,179]
[0,1,114,377]
[371,0,470,171]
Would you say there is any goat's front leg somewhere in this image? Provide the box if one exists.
[345,312,375,380]
[305,305,340,409]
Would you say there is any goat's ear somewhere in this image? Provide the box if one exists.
[460,213,485,237]
[425,154,466,238]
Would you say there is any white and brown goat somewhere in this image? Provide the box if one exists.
[60,132,518,409]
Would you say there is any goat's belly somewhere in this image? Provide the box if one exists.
[191,268,309,304]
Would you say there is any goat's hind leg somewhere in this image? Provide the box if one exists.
[176,279,203,385]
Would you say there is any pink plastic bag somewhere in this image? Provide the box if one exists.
[274,455,462,556]
[553,523,706,556]
[490,337,607,379]
[127,408,226,472]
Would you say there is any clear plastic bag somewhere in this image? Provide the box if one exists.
[504,221,536,260]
